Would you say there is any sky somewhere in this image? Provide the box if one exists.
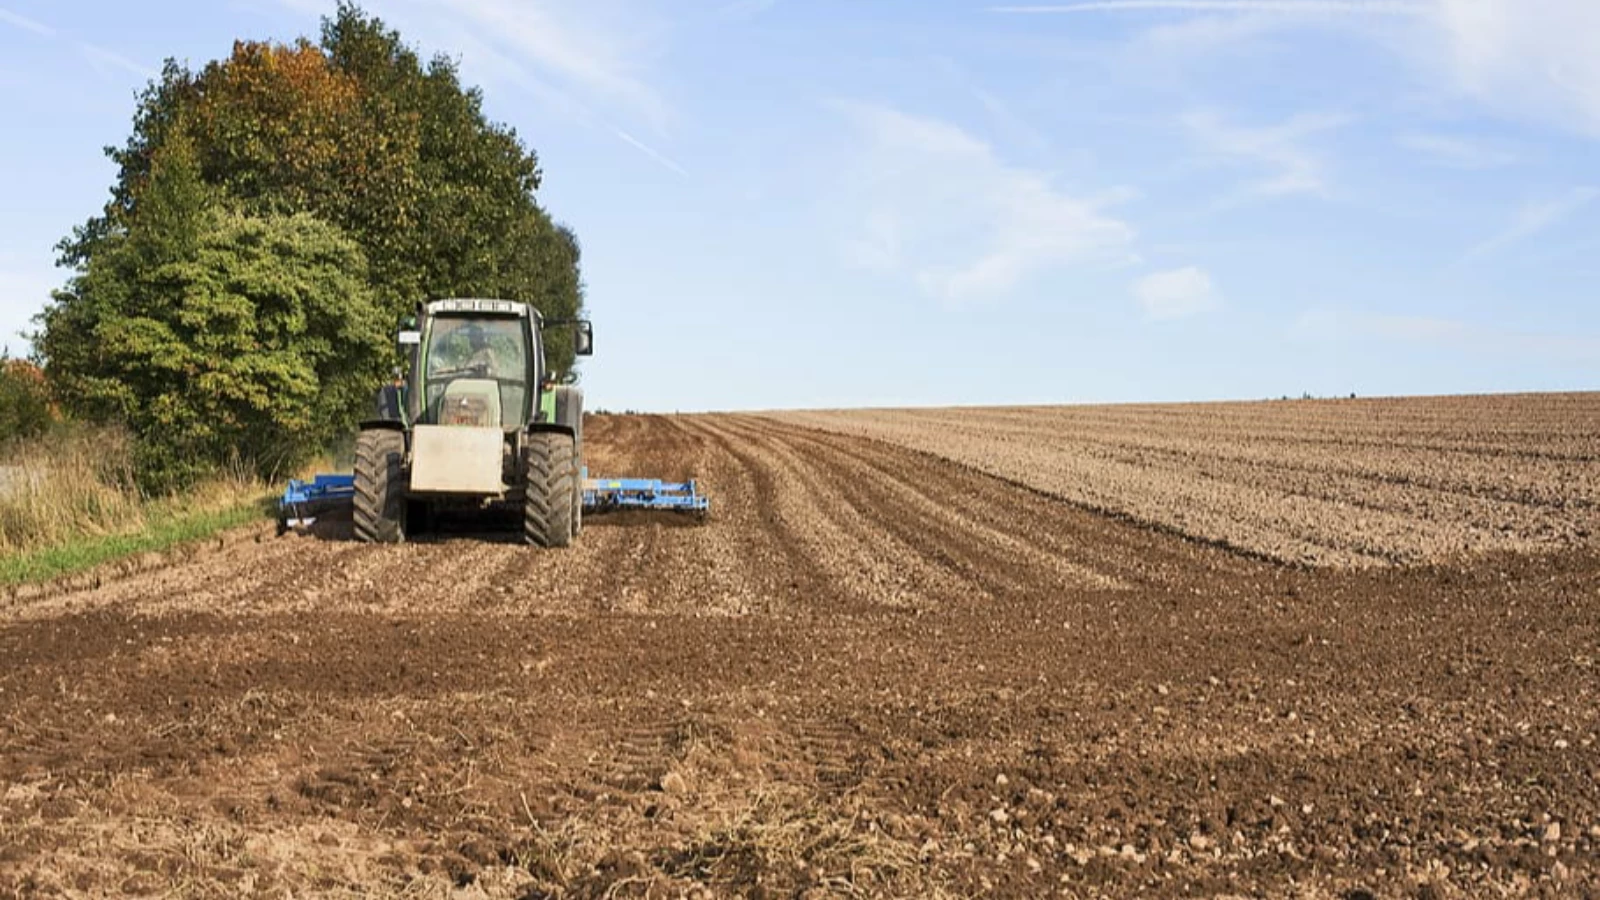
[1,0,1597,411]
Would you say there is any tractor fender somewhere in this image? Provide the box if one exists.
[358,419,409,457]
[554,386,583,446]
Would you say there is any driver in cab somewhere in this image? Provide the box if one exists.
[431,322,501,378]
[429,322,504,427]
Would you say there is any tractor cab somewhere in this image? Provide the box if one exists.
[418,304,534,429]
[392,298,592,431]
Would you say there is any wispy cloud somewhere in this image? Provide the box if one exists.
[0,6,54,36]
[1132,266,1220,320]
[405,0,669,128]
[1182,110,1349,198]
[1465,187,1600,259]
[1295,308,1600,362]
[721,0,779,17]
[1428,0,1600,138]
[1005,0,1600,140]
[338,0,683,174]
[0,6,154,82]
[989,1,1424,13]
[836,102,1135,304]
[611,127,689,177]
[1130,11,1291,55]
[1396,132,1518,169]
[970,86,1052,153]
[77,42,157,80]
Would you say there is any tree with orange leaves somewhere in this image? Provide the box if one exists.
[41,3,582,487]
[0,355,54,445]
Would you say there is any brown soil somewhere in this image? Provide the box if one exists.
[2,405,1597,898]
[777,393,1600,567]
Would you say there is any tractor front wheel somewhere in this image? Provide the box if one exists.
[354,429,406,543]
[524,433,576,548]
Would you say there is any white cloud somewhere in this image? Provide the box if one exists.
[1132,266,1219,320]
[990,1,1423,12]
[1294,308,1600,361]
[611,128,689,177]
[1004,0,1600,140]
[1132,11,1290,55]
[0,7,153,83]
[0,6,54,36]
[721,0,779,16]
[1396,132,1517,169]
[836,102,1136,304]
[299,0,682,172]
[409,0,669,128]
[1427,0,1600,137]
[1466,187,1599,259]
[77,42,157,80]
[1182,110,1349,197]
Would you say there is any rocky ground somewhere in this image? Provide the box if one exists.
[1,403,1597,898]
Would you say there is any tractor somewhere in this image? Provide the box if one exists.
[276,298,709,540]
[354,298,593,546]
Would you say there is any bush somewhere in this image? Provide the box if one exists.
[0,357,55,446]
[38,140,389,492]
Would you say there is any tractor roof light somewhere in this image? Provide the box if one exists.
[425,298,527,316]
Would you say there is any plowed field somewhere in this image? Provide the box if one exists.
[778,394,1600,568]
[2,398,1598,899]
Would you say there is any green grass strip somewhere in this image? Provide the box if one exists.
[0,500,270,587]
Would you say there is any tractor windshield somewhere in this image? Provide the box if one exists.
[422,315,530,426]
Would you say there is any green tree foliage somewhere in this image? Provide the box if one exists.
[40,136,387,490]
[42,2,583,487]
[0,357,55,447]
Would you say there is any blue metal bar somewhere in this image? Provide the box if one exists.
[282,474,356,506]
[276,468,710,533]
[279,474,356,531]
[582,475,710,514]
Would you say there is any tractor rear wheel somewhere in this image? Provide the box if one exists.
[571,462,584,538]
[554,387,584,539]
[524,433,576,548]
[354,428,406,543]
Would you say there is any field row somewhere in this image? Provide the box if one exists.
[773,393,1600,566]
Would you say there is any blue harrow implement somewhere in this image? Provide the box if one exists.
[278,474,356,533]
[278,470,708,532]
[582,472,710,516]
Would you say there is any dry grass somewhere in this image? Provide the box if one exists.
[0,426,269,581]
[0,426,143,551]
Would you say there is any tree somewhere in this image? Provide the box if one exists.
[41,133,387,490]
[312,4,586,370]
[60,5,583,357]
[41,2,583,487]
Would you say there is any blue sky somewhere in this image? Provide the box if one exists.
[1,0,1596,411]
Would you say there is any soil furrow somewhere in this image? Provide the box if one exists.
[2,404,1597,899]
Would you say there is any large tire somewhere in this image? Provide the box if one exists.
[524,432,576,548]
[354,429,406,543]
[553,387,585,538]
[571,464,584,538]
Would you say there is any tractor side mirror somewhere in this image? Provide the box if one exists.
[574,320,594,356]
